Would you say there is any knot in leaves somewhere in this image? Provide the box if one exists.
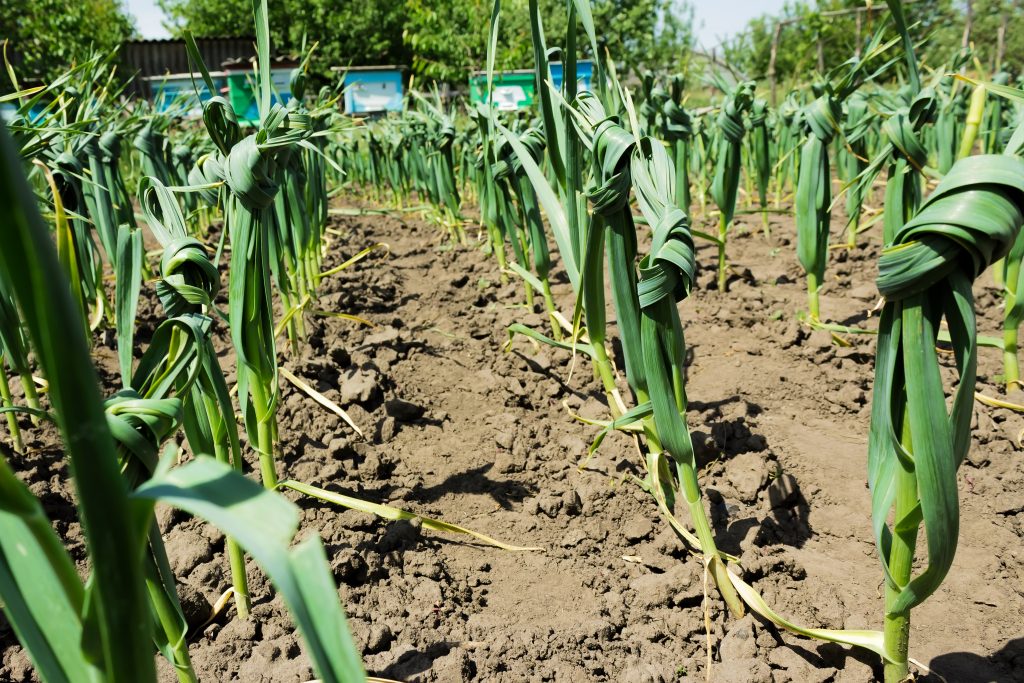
[631,138,696,308]
[52,151,84,209]
[803,95,840,143]
[715,82,755,144]
[639,73,661,122]
[99,131,122,162]
[640,87,667,126]
[638,100,658,126]
[881,112,927,169]
[588,169,633,216]
[881,89,936,170]
[275,111,311,138]
[289,67,307,100]
[495,129,543,179]
[843,95,871,139]
[748,99,769,128]
[716,105,746,143]
[104,391,183,474]
[661,99,691,141]
[436,121,456,152]
[491,156,513,181]
[491,139,511,179]
[877,155,1024,301]
[510,128,544,174]
[637,208,696,309]
[779,94,801,123]
[222,135,279,210]
[140,175,220,313]
[200,96,241,155]
[54,150,82,177]
[472,150,487,172]
[133,123,163,158]
[587,118,635,216]
[188,154,224,207]
[159,236,220,315]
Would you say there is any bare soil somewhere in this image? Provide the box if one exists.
[2,191,1023,683]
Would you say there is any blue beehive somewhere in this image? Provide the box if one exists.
[337,66,405,115]
[142,72,228,116]
[224,63,296,125]
[549,60,594,93]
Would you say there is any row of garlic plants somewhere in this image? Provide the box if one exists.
[0,2,375,681]
[4,0,1022,678]
[0,2,548,678]
[330,0,1024,680]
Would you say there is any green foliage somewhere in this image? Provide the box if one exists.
[725,0,1024,86]
[0,0,135,86]
[870,152,1024,679]
[160,0,410,74]
[159,0,694,83]
[0,116,156,683]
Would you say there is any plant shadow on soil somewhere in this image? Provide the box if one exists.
[2,199,1023,682]
[927,637,1024,682]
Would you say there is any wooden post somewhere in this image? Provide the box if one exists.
[962,0,973,48]
[855,11,863,58]
[996,11,1008,71]
[768,21,782,107]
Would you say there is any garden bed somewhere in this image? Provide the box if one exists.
[2,197,1022,682]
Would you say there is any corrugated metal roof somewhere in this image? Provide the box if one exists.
[125,37,254,44]
[123,37,256,96]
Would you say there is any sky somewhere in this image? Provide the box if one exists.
[123,0,787,49]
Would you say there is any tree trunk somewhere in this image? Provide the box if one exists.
[962,0,973,48]
[768,21,782,107]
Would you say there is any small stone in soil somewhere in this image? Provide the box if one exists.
[807,329,834,351]
[364,326,400,346]
[340,367,381,404]
[494,429,514,450]
[622,514,654,543]
[562,489,582,516]
[719,615,758,660]
[535,493,564,518]
[377,416,398,442]
[726,452,770,504]
[365,624,393,654]
[379,518,422,551]
[385,397,424,421]
[495,448,525,474]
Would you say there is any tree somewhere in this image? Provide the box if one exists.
[591,0,696,74]
[0,0,136,86]
[723,0,1023,86]
[157,0,695,85]
[403,0,495,82]
[158,0,410,75]
[158,0,256,39]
